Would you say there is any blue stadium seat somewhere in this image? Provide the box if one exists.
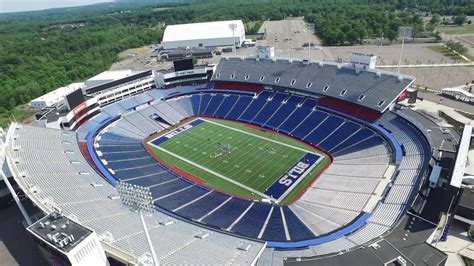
[287,95,304,105]
[98,144,144,153]
[191,94,201,115]
[252,95,284,125]
[99,150,150,161]
[283,207,315,241]
[302,98,318,109]
[334,135,385,157]
[198,94,211,115]
[156,186,209,211]
[100,133,141,144]
[107,157,157,169]
[262,207,287,241]
[264,95,303,129]
[318,122,361,151]
[330,128,374,154]
[225,96,253,120]
[232,203,272,238]
[126,171,175,186]
[238,96,268,122]
[202,94,225,116]
[291,111,327,140]
[149,178,192,198]
[202,198,252,229]
[175,192,230,220]
[278,107,312,134]
[303,115,343,145]
[213,95,239,118]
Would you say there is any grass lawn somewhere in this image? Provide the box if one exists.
[0,106,37,128]
[147,117,329,203]
[427,45,470,61]
[436,24,474,34]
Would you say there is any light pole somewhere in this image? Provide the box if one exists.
[397,26,412,74]
[117,182,159,266]
[302,28,311,61]
[229,23,238,57]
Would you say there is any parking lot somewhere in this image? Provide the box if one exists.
[111,17,473,91]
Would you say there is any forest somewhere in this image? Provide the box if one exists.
[0,0,473,126]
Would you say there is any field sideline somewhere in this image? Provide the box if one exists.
[145,117,331,204]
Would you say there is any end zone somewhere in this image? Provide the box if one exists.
[265,153,322,203]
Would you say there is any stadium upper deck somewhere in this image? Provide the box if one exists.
[212,57,415,112]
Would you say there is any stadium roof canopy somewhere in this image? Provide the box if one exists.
[450,125,473,188]
[162,20,244,43]
[212,57,415,112]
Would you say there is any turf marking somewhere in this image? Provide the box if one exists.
[148,144,275,201]
[201,118,315,154]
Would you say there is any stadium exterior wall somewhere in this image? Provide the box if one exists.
[162,36,243,50]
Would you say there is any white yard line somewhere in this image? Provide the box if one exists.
[148,144,274,201]
[202,118,316,154]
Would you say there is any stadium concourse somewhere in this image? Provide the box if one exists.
[2,54,456,265]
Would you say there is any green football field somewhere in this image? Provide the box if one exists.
[146,117,330,203]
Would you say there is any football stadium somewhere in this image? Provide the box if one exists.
[0,47,471,265]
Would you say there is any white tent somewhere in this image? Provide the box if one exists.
[161,20,245,50]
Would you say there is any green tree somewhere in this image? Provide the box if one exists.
[434,31,442,42]
[430,14,441,25]
[454,15,467,26]
[347,31,359,45]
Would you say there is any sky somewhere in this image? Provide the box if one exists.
[0,0,114,13]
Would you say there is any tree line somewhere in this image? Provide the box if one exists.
[0,0,473,122]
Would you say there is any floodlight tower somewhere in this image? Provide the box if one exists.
[305,22,314,61]
[229,23,238,57]
[397,26,412,74]
[117,182,159,266]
